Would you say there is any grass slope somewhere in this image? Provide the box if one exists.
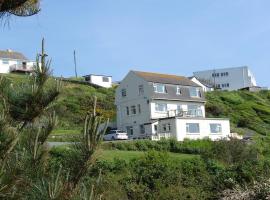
[2,73,116,133]
[206,90,270,136]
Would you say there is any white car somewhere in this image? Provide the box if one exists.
[103,130,129,141]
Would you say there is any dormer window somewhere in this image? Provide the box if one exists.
[176,86,181,95]
[189,87,201,98]
[153,83,166,93]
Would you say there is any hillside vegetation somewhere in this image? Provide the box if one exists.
[206,90,270,136]
[3,73,116,133]
[4,73,270,136]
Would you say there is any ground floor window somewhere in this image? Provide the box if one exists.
[154,124,158,132]
[210,123,222,133]
[162,124,167,132]
[126,126,133,135]
[139,124,145,134]
[186,123,200,134]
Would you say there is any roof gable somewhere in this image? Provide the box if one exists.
[0,50,28,60]
[133,70,199,87]
[190,76,214,88]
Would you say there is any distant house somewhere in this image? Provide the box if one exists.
[115,70,231,141]
[0,49,34,74]
[83,74,112,88]
[239,86,269,92]
[189,76,214,92]
[193,66,257,91]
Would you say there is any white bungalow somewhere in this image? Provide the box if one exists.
[83,74,112,88]
[0,49,34,74]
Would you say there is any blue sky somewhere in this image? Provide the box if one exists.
[1,0,270,86]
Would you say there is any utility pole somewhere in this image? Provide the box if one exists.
[213,68,216,90]
[73,50,78,78]
[39,38,48,60]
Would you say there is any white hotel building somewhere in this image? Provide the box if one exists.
[115,71,230,141]
[193,66,257,91]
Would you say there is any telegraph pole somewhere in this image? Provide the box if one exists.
[213,68,216,90]
[73,50,78,78]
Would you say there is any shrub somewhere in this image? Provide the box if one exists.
[101,139,214,155]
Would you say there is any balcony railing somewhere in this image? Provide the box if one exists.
[167,109,203,118]
[151,132,171,141]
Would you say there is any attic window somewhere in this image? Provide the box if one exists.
[153,83,166,93]
[189,87,201,98]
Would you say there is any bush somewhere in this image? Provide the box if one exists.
[201,139,259,165]
[101,139,213,155]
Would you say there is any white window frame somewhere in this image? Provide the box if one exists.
[155,103,167,112]
[186,123,200,134]
[153,83,166,93]
[189,87,201,98]
[210,123,222,134]
[187,105,203,117]
[176,86,181,95]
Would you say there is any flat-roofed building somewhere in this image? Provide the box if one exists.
[193,66,257,91]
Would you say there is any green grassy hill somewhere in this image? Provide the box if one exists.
[3,73,270,136]
[2,73,116,134]
[206,90,270,136]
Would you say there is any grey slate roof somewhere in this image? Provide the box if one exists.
[150,82,206,102]
[0,50,28,60]
[133,71,199,87]
[132,70,205,102]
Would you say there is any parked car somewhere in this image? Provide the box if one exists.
[103,130,128,141]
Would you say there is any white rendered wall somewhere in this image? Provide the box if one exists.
[89,75,112,88]
[193,66,257,91]
[115,71,152,138]
[175,118,230,141]
[0,59,34,74]
[0,59,17,73]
